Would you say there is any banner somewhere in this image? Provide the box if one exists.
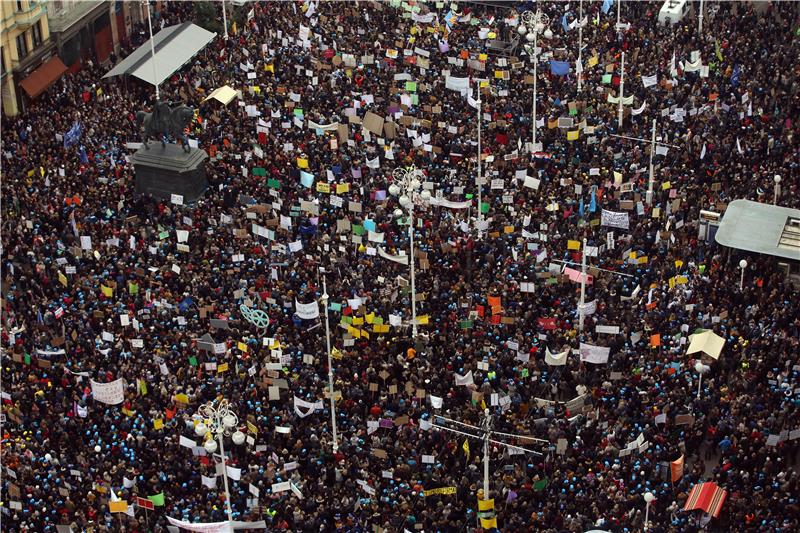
[641,73,658,88]
[293,396,323,418]
[579,343,610,364]
[671,454,685,482]
[411,12,437,24]
[307,120,340,132]
[166,517,267,532]
[423,486,456,497]
[429,197,472,209]
[601,209,630,230]
[378,247,409,265]
[445,76,469,95]
[578,300,597,316]
[545,347,568,366]
[90,378,125,405]
[454,370,474,386]
[549,60,570,76]
[294,299,320,320]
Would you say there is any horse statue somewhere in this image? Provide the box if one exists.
[135,100,195,152]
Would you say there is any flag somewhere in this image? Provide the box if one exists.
[231,21,237,35]
[736,138,743,154]
[700,143,706,160]
[147,492,165,507]
[715,40,723,62]
[602,0,614,15]
[478,498,495,511]
[731,64,740,87]
[575,56,583,75]
[462,439,470,459]
[549,60,570,77]
[669,51,678,78]
[54,306,64,319]
[79,145,89,164]
[684,481,727,518]
[589,185,597,213]
[63,121,82,148]
[671,454,685,482]
[480,516,498,529]
[561,13,570,32]
[533,477,548,491]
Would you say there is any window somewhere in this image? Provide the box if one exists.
[31,21,42,47]
[16,1,24,12]
[16,33,28,60]
[1,50,6,74]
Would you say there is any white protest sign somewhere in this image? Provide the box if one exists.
[90,378,125,405]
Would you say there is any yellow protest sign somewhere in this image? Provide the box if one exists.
[365,312,375,324]
[417,315,429,325]
[588,55,599,67]
[316,182,331,193]
[217,363,229,373]
[567,240,581,250]
[478,498,495,511]
[423,486,456,497]
[352,316,364,326]
[174,393,189,404]
[478,53,487,61]
[373,324,390,333]
[336,183,350,194]
[566,130,580,141]
[247,421,258,435]
[297,158,309,169]
[100,285,113,297]
[58,271,68,287]
[153,419,164,430]
[237,342,248,353]
[109,501,128,513]
[662,181,671,190]
[637,256,649,264]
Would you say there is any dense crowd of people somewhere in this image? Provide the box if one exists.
[2,0,799,531]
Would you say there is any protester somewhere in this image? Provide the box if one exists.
[2,1,799,532]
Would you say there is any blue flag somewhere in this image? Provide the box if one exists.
[561,13,570,33]
[589,185,597,213]
[79,145,89,164]
[602,0,614,15]
[63,121,82,148]
[550,60,570,76]
[578,197,585,218]
[731,64,740,87]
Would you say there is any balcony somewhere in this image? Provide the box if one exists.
[13,1,46,30]
[47,0,106,35]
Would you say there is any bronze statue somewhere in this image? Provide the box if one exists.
[136,100,195,152]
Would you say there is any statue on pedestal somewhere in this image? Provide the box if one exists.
[135,100,195,152]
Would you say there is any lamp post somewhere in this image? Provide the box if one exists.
[577,0,584,92]
[389,165,431,339]
[643,491,655,530]
[773,175,781,205]
[694,361,710,399]
[320,275,338,452]
[739,259,747,290]
[222,0,228,40]
[143,0,159,99]
[194,399,244,526]
[519,10,550,151]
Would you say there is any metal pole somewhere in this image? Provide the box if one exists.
[532,32,538,148]
[578,238,587,331]
[409,207,417,338]
[145,1,159,100]
[482,408,491,497]
[696,372,703,399]
[698,0,704,34]
[617,52,625,128]
[647,118,656,205]
[222,0,228,40]
[322,277,338,451]
[617,0,621,30]
[218,430,234,525]
[577,0,583,92]
[477,91,483,238]
[644,501,651,530]
[739,268,745,290]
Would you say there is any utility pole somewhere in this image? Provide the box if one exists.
[321,276,338,451]
[617,52,625,128]
[578,238,588,331]
[144,0,159,99]
[577,0,583,92]
[477,89,483,239]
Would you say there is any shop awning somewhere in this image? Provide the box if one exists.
[103,22,216,87]
[19,56,68,98]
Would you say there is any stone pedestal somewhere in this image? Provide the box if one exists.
[132,143,208,203]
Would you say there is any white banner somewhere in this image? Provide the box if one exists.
[578,300,597,316]
[166,517,267,532]
[429,197,472,209]
[545,347,568,366]
[378,247,409,265]
[454,370,474,386]
[307,120,340,132]
[445,75,469,95]
[601,209,630,230]
[641,73,658,88]
[90,378,125,405]
[579,343,611,364]
[294,299,320,320]
[411,12,437,23]
[293,396,323,418]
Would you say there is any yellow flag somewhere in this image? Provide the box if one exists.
[566,130,580,141]
[480,516,498,528]
[567,240,581,250]
[417,315,429,325]
[661,181,671,190]
[331,347,343,359]
[153,419,164,430]
[478,498,495,511]
[100,285,113,297]
[588,55,599,67]
[58,271,68,287]
[462,439,470,458]
[297,157,309,169]
[264,64,274,73]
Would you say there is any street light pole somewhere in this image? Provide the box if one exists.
[222,0,228,40]
[647,118,657,205]
[194,400,244,528]
[482,408,492,497]
[698,0,704,35]
[520,10,549,151]
[389,166,431,340]
[578,238,588,331]
[477,89,483,238]
[577,0,583,92]
[773,175,781,205]
[618,52,626,128]
[321,276,338,452]
[739,259,747,290]
[144,0,159,100]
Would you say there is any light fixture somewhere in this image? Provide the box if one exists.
[232,431,246,445]
[204,439,218,454]
[195,422,208,437]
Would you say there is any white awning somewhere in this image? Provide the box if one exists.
[103,22,216,86]
[203,85,238,105]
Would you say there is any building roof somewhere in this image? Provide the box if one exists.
[715,199,800,261]
[19,56,67,99]
[103,22,216,87]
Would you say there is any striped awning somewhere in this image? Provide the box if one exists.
[684,481,728,518]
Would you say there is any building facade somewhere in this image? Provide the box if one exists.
[1,0,57,116]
